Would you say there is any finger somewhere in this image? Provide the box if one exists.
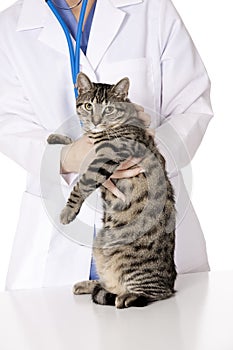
[137,111,151,127]
[84,135,95,145]
[146,128,155,138]
[110,166,144,179]
[103,179,126,202]
[116,157,142,170]
[133,103,144,112]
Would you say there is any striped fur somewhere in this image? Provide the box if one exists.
[48,73,176,308]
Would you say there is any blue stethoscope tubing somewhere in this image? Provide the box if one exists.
[45,0,88,98]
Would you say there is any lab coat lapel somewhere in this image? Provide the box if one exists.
[17,0,68,56]
[38,11,70,57]
[16,0,45,31]
[38,7,94,73]
[16,0,143,75]
[86,0,126,72]
[17,0,94,74]
[111,0,143,6]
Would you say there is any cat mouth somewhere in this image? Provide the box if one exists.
[88,122,123,133]
[91,126,106,133]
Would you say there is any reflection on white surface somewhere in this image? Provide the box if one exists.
[0,272,233,350]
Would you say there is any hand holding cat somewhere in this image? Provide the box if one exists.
[60,136,143,198]
[134,103,155,137]
[103,157,144,202]
[60,135,95,174]
[60,104,152,199]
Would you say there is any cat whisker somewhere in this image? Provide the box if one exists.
[105,129,111,140]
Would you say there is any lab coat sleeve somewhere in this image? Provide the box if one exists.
[0,47,63,178]
[155,0,213,177]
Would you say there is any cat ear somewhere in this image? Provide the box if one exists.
[111,77,130,99]
[76,73,93,94]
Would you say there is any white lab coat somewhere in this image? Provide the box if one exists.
[0,0,213,290]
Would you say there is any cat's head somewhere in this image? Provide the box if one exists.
[76,73,138,133]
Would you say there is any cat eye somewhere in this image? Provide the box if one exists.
[104,106,115,115]
[84,103,93,111]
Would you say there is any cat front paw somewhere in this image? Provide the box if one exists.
[60,206,77,225]
[47,134,73,145]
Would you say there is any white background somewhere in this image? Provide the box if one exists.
[0,0,232,291]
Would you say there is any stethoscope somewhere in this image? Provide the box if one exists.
[46,1,100,248]
[45,0,88,98]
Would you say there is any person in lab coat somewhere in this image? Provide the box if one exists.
[0,0,213,290]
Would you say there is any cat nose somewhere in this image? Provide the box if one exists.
[92,115,101,126]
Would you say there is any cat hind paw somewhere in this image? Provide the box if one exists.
[73,280,100,295]
[115,293,148,309]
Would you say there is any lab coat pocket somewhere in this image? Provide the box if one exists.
[6,191,53,289]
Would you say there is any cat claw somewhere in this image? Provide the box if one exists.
[60,207,76,225]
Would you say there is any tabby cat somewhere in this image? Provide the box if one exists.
[47,72,177,308]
